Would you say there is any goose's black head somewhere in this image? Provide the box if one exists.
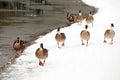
[17,37,20,40]
[79,10,81,13]
[57,27,60,32]
[111,23,114,27]
[89,11,92,14]
[16,37,20,42]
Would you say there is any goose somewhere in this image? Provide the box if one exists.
[35,43,48,66]
[67,12,75,23]
[85,11,94,26]
[13,37,26,57]
[104,23,115,44]
[80,25,90,46]
[77,10,83,25]
[55,27,66,48]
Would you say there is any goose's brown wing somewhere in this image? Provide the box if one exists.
[13,40,21,51]
[60,33,66,40]
[86,16,94,23]
[43,49,48,58]
[20,40,26,50]
[35,48,42,59]
[104,30,115,38]
[43,49,48,54]
[55,33,61,41]
[77,15,83,21]
[80,30,90,40]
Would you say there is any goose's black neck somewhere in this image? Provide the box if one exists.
[40,43,44,49]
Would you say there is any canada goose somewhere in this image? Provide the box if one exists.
[67,12,75,23]
[80,25,90,46]
[13,37,26,57]
[35,43,48,66]
[77,10,83,25]
[104,23,115,44]
[55,27,66,48]
[85,11,94,26]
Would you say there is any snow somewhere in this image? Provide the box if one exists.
[1,0,120,80]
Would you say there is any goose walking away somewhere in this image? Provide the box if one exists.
[35,43,48,66]
[77,10,83,25]
[67,12,75,23]
[13,37,26,57]
[80,25,90,46]
[104,23,115,44]
[85,11,94,26]
[55,27,66,48]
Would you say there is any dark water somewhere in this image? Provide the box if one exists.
[0,0,97,74]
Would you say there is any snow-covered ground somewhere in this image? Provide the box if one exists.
[1,0,120,80]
